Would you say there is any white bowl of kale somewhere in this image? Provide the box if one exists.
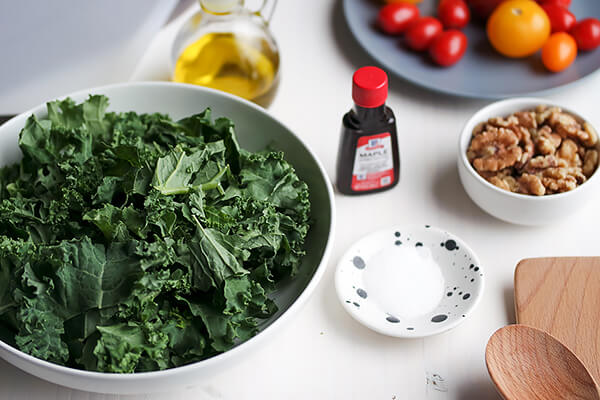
[0,82,335,393]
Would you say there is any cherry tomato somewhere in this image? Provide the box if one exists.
[541,4,575,33]
[438,0,471,29]
[542,32,577,72]
[466,0,505,20]
[487,0,550,58]
[429,30,468,66]
[405,17,444,51]
[570,18,600,51]
[536,0,571,8]
[378,3,420,35]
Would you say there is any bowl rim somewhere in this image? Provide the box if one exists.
[334,224,485,339]
[0,81,336,381]
[458,97,600,201]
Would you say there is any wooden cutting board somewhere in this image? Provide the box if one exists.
[515,257,600,384]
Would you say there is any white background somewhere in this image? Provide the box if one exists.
[1,0,600,398]
[0,0,177,114]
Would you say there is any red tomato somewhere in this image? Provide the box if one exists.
[541,4,575,33]
[536,0,571,8]
[405,17,444,51]
[542,32,577,72]
[438,0,471,29]
[429,30,468,66]
[466,0,505,20]
[377,3,420,35]
[570,18,600,51]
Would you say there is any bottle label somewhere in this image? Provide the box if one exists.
[351,132,394,192]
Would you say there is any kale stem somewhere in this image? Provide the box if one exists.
[191,214,204,231]
[199,165,230,192]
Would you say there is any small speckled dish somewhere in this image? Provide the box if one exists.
[335,225,484,338]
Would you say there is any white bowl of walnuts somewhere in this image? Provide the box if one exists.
[458,98,600,226]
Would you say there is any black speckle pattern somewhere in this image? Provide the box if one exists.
[345,300,351,304]
[395,231,401,237]
[462,293,471,300]
[353,256,366,269]
[444,240,458,251]
[407,327,415,330]
[353,302,360,308]
[395,240,402,246]
[431,314,448,323]
[447,292,453,297]
[357,288,367,299]
[386,316,400,323]
[416,242,423,247]
[474,267,479,272]
[425,225,430,228]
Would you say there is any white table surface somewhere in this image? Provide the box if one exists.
[2,1,600,399]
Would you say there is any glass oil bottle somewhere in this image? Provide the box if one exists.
[171,0,280,107]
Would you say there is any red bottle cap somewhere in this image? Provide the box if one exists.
[352,66,388,108]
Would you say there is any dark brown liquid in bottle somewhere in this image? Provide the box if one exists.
[336,104,400,195]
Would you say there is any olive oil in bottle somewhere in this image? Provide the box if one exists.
[173,32,279,106]
[171,0,280,107]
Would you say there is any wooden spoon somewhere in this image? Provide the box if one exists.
[485,324,600,400]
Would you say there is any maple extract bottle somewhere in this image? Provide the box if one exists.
[336,66,400,195]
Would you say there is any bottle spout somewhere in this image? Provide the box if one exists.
[199,0,242,14]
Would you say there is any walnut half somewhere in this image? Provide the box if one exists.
[468,126,522,172]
